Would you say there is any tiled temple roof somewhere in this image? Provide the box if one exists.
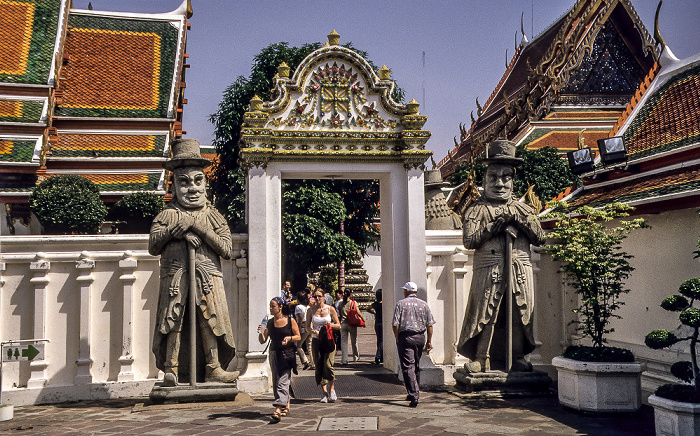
[622,63,700,161]
[0,97,47,123]
[55,12,182,119]
[518,128,609,151]
[43,171,164,192]
[567,164,700,208]
[0,138,39,163]
[50,133,168,158]
[0,0,62,85]
[555,52,700,211]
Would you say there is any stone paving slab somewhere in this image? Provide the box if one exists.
[0,386,655,435]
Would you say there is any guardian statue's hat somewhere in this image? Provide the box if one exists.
[482,140,523,166]
[163,139,210,170]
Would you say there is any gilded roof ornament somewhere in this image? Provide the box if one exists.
[577,129,586,150]
[653,0,666,50]
[476,97,483,117]
[277,62,290,79]
[186,0,193,19]
[520,12,529,44]
[328,30,340,46]
[378,65,391,81]
[406,99,419,114]
[249,95,263,111]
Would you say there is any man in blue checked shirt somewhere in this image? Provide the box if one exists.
[392,282,435,407]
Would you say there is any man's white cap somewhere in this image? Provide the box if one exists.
[402,282,418,293]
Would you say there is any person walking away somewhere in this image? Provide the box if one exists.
[295,291,314,370]
[306,289,341,403]
[258,297,300,422]
[367,289,383,364]
[392,282,435,407]
[333,289,344,353]
[338,289,361,364]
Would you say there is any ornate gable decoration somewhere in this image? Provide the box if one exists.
[240,31,431,168]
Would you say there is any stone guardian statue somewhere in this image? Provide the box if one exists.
[149,138,238,386]
[456,140,545,373]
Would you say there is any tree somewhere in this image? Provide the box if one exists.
[449,146,579,203]
[543,202,647,350]
[29,175,107,234]
[110,192,164,233]
[209,41,396,284]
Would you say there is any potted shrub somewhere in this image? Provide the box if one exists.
[110,192,164,233]
[543,202,647,412]
[28,175,107,234]
[646,277,700,435]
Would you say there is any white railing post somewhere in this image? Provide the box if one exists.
[529,249,545,368]
[75,251,95,384]
[28,253,50,388]
[451,251,469,366]
[235,247,249,373]
[117,251,137,381]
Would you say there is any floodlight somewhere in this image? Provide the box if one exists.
[597,136,627,166]
[567,147,594,175]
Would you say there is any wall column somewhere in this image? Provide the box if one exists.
[451,251,469,366]
[75,251,95,384]
[27,253,49,389]
[117,251,137,382]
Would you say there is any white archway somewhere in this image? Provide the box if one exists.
[237,32,431,382]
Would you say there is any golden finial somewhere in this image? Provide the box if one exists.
[250,95,263,111]
[277,62,290,79]
[654,0,666,50]
[328,30,340,46]
[476,97,483,117]
[577,129,586,150]
[186,0,193,19]
[406,99,419,114]
[378,65,391,80]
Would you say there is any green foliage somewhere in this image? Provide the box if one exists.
[449,147,579,203]
[111,192,164,233]
[679,278,700,299]
[671,361,695,383]
[645,330,680,349]
[29,175,107,234]
[514,147,580,202]
[318,265,339,294]
[282,181,359,278]
[662,295,691,312]
[561,345,634,362]
[655,384,700,403]
[680,308,700,328]
[543,202,647,348]
[647,274,700,399]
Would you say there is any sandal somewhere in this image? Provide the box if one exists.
[271,410,282,422]
[280,407,289,416]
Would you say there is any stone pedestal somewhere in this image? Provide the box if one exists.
[149,381,239,403]
[453,367,552,394]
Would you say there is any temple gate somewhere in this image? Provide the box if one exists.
[238,31,431,382]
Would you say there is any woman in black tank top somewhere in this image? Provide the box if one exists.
[258,297,300,422]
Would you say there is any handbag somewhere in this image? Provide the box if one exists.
[347,300,366,327]
[319,324,336,353]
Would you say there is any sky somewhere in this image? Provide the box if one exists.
[80,0,700,163]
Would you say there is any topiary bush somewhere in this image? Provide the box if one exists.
[646,277,700,403]
[111,192,164,233]
[29,175,107,234]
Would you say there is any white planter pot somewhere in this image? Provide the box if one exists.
[0,405,13,421]
[552,356,644,413]
[649,394,700,436]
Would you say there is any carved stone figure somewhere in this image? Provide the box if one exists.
[456,140,545,373]
[424,168,462,231]
[149,139,238,386]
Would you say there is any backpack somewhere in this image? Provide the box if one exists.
[318,324,336,353]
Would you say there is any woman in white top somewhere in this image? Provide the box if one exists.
[306,288,341,403]
[294,291,314,370]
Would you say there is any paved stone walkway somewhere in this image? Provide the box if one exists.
[0,388,654,435]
